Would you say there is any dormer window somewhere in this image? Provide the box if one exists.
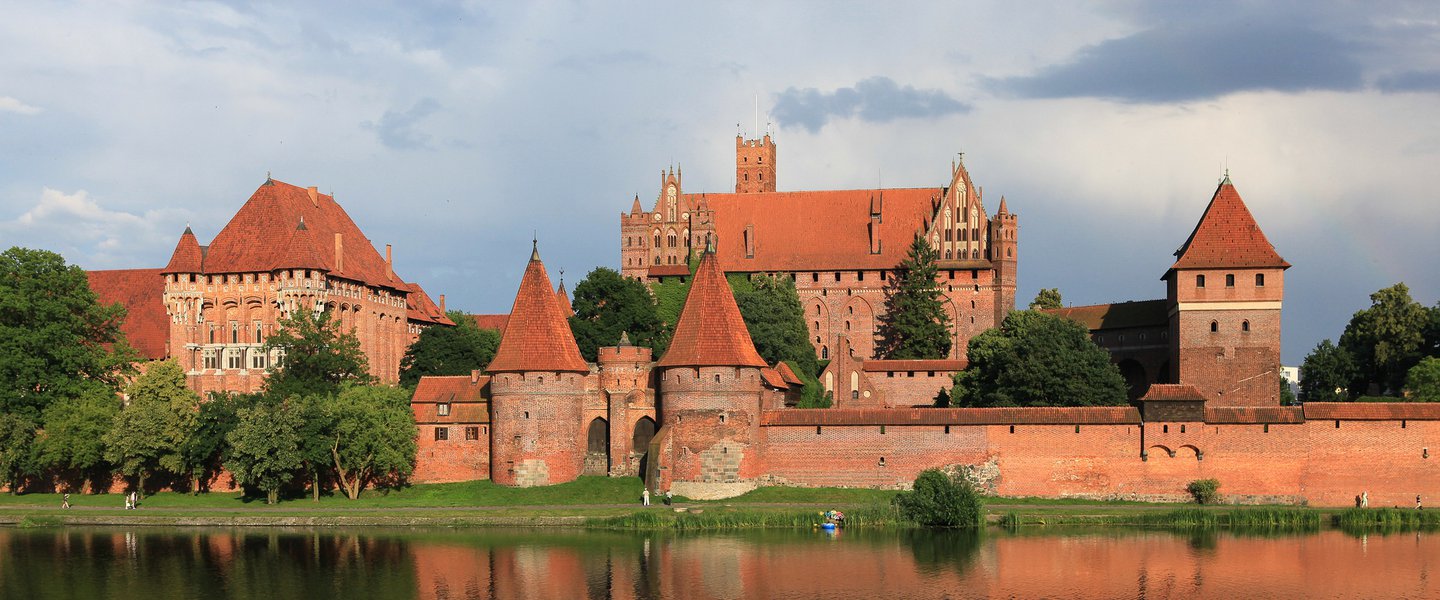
[437,403,451,416]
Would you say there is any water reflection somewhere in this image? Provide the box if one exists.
[1,526,1437,599]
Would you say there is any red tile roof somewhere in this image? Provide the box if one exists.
[697,187,944,271]
[86,269,168,360]
[201,179,406,289]
[1140,384,1208,402]
[404,282,454,326]
[470,314,509,332]
[862,359,967,373]
[272,218,328,272]
[485,247,589,373]
[656,250,767,368]
[761,406,1141,426]
[1046,300,1168,331]
[1303,402,1440,421]
[411,375,490,424]
[760,367,788,389]
[160,227,204,274]
[1170,179,1290,271]
[647,264,691,277]
[556,282,573,316]
[1204,407,1305,424]
[775,361,805,386]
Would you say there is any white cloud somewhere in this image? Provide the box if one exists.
[0,96,40,115]
[1,188,187,270]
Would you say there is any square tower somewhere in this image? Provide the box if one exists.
[735,134,776,193]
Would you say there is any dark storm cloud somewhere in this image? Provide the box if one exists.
[365,98,441,150]
[990,21,1366,103]
[772,76,971,132]
[1377,70,1440,93]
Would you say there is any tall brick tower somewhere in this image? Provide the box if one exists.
[655,245,769,497]
[1164,175,1289,406]
[597,334,655,477]
[735,134,776,193]
[989,196,1019,326]
[486,242,592,487]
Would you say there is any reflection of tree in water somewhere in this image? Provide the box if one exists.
[901,529,982,576]
[1186,530,1219,553]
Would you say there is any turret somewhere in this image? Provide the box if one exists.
[735,134,777,193]
[990,196,1019,324]
[487,242,592,487]
[597,331,655,477]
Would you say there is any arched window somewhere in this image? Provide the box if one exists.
[1242,320,1251,332]
[683,228,690,247]
[821,346,829,360]
[1210,320,1219,333]
[667,230,677,248]
[653,229,661,247]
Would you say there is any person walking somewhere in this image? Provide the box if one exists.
[1418,495,1424,511]
[1362,491,1369,508]
[642,488,650,506]
[61,493,70,509]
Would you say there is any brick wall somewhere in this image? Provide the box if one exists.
[488,371,593,487]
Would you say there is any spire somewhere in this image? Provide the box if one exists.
[631,194,643,215]
[556,277,573,316]
[998,196,1009,215]
[1168,177,1289,272]
[530,235,540,262]
[161,226,205,274]
[486,245,588,373]
[656,250,767,368]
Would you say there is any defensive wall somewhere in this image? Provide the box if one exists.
[753,403,1440,506]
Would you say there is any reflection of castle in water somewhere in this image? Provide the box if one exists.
[4,528,1439,599]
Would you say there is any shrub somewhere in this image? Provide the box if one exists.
[895,469,983,528]
[1186,479,1221,505]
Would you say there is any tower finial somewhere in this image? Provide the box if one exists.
[531,233,539,261]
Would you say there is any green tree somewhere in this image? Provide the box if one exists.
[1029,288,1063,310]
[732,274,826,406]
[1406,357,1440,402]
[0,247,134,421]
[952,310,1127,407]
[35,388,120,490]
[263,307,374,398]
[103,361,199,495]
[325,386,418,499]
[1279,374,1297,406]
[568,267,667,361]
[295,394,337,501]
[1339,283,1429,396]
[178,392,244,494]
[876,236,952,360]
[0,413,36,494]
[399,310,501,386]
[226,399,305,504]
[894,469,983,528]
[1299,339,1354,403]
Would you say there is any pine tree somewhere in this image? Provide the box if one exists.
[875,236,952,359]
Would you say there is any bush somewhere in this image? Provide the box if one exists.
[1186,479,1221,504]
[895,469,983,528]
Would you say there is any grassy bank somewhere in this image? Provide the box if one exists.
[588,504,903,530]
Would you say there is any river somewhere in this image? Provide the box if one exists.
[1,526,1435,599]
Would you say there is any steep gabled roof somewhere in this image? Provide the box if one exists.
[656,250,767,368]
[485,246,589,373]
[404,282,454,326]
[86,269,168,360]
[1169,178,1289,272]
[775,361,804,386]
[272,218,328,272]
[695,187,943,271]
[202,179,403,288]
[160,226,204,274]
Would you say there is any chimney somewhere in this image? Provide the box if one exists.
[334,233,344,272]
[470,369,480,384]
[439,294,446,312]
[385,244,394,278]
[308,186,318,206]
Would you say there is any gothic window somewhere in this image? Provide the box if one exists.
[972,249,979,259]
[208,325,215,344]
[944,206,951,228]
[250,351,267,370]
[821,346,829,360]
[946,249,952,259]
[253,322,263,344]
[653,229,661,247]
[683,228,690,247]
[1242,320,1251,332]
[230,322,239,344]
[960,228,967,242]
[666,185,677,221]
[1211,320,1219,333]
[667,230,677,248]
[226,348,243,369]
[203,349,219,370]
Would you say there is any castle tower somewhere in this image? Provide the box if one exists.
[735,134,776,193]
[989,196,1019,325]
[597,332,655,477]
[161,226,206,373]
[655,246,769,497]
[486,242,592,487]
[620,195,649,280]
[1164,175,1289,406]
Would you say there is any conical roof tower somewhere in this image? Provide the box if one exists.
[656,248,766,368]
[487,243,589,373]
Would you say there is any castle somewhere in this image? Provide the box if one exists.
[86,178,452,395]
[620,135,1017,360]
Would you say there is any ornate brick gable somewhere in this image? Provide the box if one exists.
[486,245,588,373]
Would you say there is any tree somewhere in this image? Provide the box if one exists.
[35,388,120,491]
[875,236,952,360]
[0,247,133,478]
[733,274,826,406]
[894,469,983,528]
[568,267,667,361]
[1300,339,1353,403]
[325,386,417,499]
[0,413,36,494]
[103,361,199,495]
[1029,288,1063,310]
[263,307,374,398]
[295,393,337,502]
[399,310,501,386]
[225,399,305,504]
[952,310,1127,407]
[178,392,244,494]
[1279,374,1297,406]
[1339,283,1429,396]
[1406,357,1440,402]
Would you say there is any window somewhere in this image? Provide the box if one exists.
[1226,274,1235,287]
[254,322,264,344]
[203,350,219,370]
[1242,320,1251,332]
[1210,320,1219,333]
[250,351,267,370]
[1196,274,1206,288]
[230,322,239,344]
[834,272,841,282]
[437,403,451,416]
[857,271,864,281]
[465,426,480,440]
[812,272,819,282]
[227,348,243,370]
[1256,273,1265,286]
[434,427,448,441]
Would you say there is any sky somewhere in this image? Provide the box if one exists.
[2,1,1438,364]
